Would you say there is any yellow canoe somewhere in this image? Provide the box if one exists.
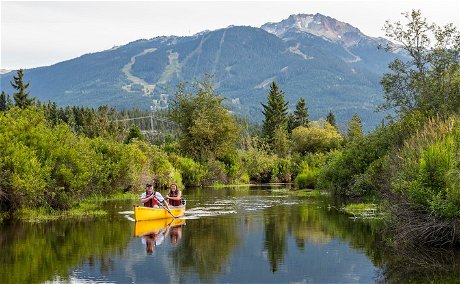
[133,204,186,221]
[134,218,186,237]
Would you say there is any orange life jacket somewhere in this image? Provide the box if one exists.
[168,191,181,206]
[144,192,159,207]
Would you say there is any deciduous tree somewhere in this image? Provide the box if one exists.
[380,10,460,117]
[169,77,240,162]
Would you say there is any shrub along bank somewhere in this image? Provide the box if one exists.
[0,107,178,218]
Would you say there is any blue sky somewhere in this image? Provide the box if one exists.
[1,0,459,70]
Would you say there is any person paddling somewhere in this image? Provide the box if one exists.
[141,183,171,211]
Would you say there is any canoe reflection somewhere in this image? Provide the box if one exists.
[134,218,186,254]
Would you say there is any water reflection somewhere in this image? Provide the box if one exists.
[134,218,186,254]
[1,186,460,283]
[377,245,460,283]
[0,218,132,284]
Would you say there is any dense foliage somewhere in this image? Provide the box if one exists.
[168,77,240,162]
[0,107,179,215]
[380,10,460,117]
[391,117,460,217]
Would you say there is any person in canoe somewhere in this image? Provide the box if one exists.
[141,183,171,210]
[166,183,182,207]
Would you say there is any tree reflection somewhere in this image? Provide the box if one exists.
[377,244,460,283]
[169,217,239,282]
[261,199,384,275]
[263,206,288,272]
[0,219,132,284]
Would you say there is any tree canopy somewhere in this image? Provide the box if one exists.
[168,77,240,162]
[380,9,460,117]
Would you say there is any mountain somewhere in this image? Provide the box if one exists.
[0,13,399,131]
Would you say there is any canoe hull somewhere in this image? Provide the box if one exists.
[133,205,185,221]
[134,218,185,237]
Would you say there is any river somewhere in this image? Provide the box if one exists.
[1,185,459,283]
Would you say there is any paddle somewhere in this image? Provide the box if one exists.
[154,194,176,218]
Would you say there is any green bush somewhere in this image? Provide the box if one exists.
[90,137,146,195]
[219,151,241,181]
[0,107,179,213]
[0,107,95,210]
[315,113,426,197]
[295,168,320,189]
[205,159,228,185]
[291,121,342,154]
[239,148,276,183]
[271,158,292,183]
[174,155,207,186]
[392,117,460,217]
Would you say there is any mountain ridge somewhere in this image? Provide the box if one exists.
[0,13,399,131]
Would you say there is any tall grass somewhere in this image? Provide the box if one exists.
[392,116,460,218]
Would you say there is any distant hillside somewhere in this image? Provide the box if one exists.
[0,13,400,131]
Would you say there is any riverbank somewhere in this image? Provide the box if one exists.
[4,193,139,223]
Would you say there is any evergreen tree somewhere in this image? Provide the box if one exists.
[0,91,8,111]
[125,125,144,144]
[11,69,34,108]
[45,101,59,126]
[347,113,363,142]
[288,97,309,132]
[326,111,337,128]
[262,81,289,142]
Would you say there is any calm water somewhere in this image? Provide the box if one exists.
[1,185,459,283]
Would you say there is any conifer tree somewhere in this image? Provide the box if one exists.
[262,81,288,142]
[347,113,363,142]
[125,125,144,144]
[326,111,337,128]
[288,97,309,132]
[11,69,34,108]
[0,91,8,111]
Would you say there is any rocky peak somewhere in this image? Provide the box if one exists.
[261,13,366,47]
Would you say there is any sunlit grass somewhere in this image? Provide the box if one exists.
[341,203,383,219]
[12,192,140,222]
[14,204,107,223]
[290,189,323,198]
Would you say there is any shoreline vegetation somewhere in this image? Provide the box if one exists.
[1,10,459,249]
[6,193,139,223]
